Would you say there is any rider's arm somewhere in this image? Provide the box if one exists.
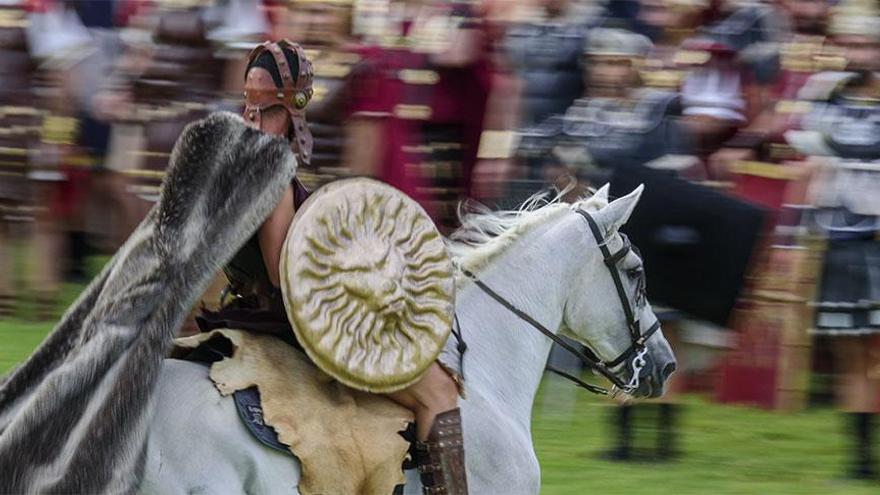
[258,183,295,288]
[342,119,383,176]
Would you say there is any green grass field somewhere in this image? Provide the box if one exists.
[532,387,878,494]
[1,257,877,493]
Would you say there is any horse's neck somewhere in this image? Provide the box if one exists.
[458,218,579,424]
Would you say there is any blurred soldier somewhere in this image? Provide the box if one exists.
[518,27,695,190]
[504,0,592,126]
[676,26,763,176]
[27,68,77,319]
[770,0,838,120]
[595,1,725,173]
[0,2,36,318]
[345,0,514,232]
[276,0,364,189]
[703,0,838,176]
[787,0,880,480]
[97,2,217,230]
[502,0,594,198]
[22,0,102,317]
[66,0,121,276]
[614,0,713,90]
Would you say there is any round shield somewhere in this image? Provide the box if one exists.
[280,178,455,393]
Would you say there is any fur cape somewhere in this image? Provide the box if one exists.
[0,112,296,494]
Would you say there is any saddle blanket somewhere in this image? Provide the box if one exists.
[172,329,414,495]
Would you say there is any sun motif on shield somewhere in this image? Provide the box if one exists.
[280,178,455,393]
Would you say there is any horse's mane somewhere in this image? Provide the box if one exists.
[447,186,609,275]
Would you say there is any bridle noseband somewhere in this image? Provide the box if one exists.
[457,208,660,396]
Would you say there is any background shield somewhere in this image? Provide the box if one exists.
[610,165,769,326]
[280,178,455,393]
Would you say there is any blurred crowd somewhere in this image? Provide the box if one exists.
[0,0,875,307]
[1,0,880,479]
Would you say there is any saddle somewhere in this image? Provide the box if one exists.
[172,328,414,495]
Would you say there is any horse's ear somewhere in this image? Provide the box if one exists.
[595,184,643,234]
[593,183,610,203]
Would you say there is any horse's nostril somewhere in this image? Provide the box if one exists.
[661,362,677,381]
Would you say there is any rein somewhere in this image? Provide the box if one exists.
[455,208,660,396]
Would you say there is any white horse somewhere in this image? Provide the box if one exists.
[139,185,677,494]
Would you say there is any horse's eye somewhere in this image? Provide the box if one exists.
[626,267,642,280]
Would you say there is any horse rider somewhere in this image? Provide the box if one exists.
[196,40,468,494]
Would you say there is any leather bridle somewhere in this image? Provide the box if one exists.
[457,208,661,396]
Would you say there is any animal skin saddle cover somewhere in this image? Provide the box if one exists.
[172,329,414,495]
[0,112,296,494]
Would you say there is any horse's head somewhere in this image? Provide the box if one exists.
[561,184,676,399]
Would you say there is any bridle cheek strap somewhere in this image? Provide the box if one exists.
[576,210,638,336]
[575,208,662,393]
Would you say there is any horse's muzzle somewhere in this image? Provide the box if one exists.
[632,352,677,398]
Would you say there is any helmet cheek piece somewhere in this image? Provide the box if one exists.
[243,39,315,166]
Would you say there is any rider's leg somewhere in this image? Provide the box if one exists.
[388,362,467,494]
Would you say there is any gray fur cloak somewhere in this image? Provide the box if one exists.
[0,112,296,493]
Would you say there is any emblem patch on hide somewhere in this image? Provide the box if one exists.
[233,387,292,456]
